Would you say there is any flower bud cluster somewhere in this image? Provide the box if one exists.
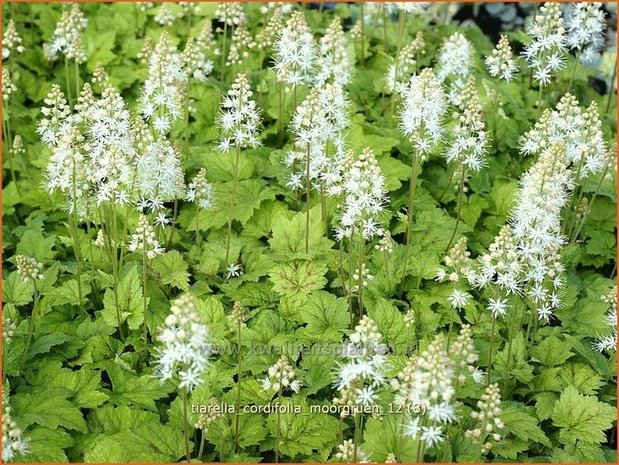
[226,21,255,67]
[387,32,425,93]
[186,168,215,210]
[315,18,352,87]
[15,255,44,282]
[261,355,301,394]
[194,398,223,432]
[465,383,504,454]
[128,214,164,259]
[2,391,29,462]
[154,294,211,391]
[2,20,25,60]
[485,34,518,81]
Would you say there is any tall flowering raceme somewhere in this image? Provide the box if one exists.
[331,148,387,315]
[314,17,352,87]
[153,294,211,461]
[522,2,566,87]
[215,2,247,79]
[286,84,350,247]
[386,31,425,95]
[394,328,487,460]
[217,73,262,267]
[43,2,88,63]
[139,33,188,135]
[485,34,518,82]
[436,32,474,105]
[333,316,388,462]
[185,168,215,245]
[566,2,606,65]
[398,68,446,287]
[510,143,572,323]
[273,10,316,112]
[444,78,489,250]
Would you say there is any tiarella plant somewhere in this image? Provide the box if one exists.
[2,3,616,464]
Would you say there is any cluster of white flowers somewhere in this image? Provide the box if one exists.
[333,439,369,463]
[386,32,425,94]
[485,34,518,81]
[215,2,247,27]
[2,391,29,463]
[259,2,294,16]
[154,294,211,391]
[37,84,72,146]
[256,6,284,50]
[217,73,262,152]
[194,397,223,432]
[285,84,349,191]
[594,286,617,353]
[81,83,136,206]
[273,11,316,91]
[399,67,446,156]
[397,334,455,449]
[186,168,215,210]
[566,2,606,65]
[449,324,485,383]
[522,2,566,86]
[228,301,247,329]
[2,68,17,101]
[436,238,473,310]
[445,77,489,172]
[389,2,431,14]
[314,17,352,87]
[43,3,88,62]
[436,32,473,83]
[470,226,523,314]
[332,147,388,241]
[333,316,388,414]
[139,33,188,135]
[520,93,608,178]
[351,263,374,293]
[182,35,214,82]
[375,230,394,254]
[3,314,16,345]
[135,137,186,210]
[15,255,44,282]
[154,3,176,27]
[465,383,504,454]
[511,143,571,322]
[2,20,25,60]
[127,214,164,259]
[261,355,302,394]
[226,20,255,67]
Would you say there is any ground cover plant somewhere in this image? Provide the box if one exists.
[1,1,617,463]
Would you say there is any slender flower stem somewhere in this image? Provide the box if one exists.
[71,156,84,313]
[605,56,617,115]
[233,320,243,453]
[142,233,149,359]
[357,230,366,318]
[360,4,365,63]
[487,314,496,385]
[570,164,611,243]
[400,150,420,295]
[195,202,201,247]
[445,165,466,253]
[305,144,311,254]
[275,372,283,463]
[225,145,241,264]
[220,22,228,82]
[182,389,192,462]
[21,281,40,365]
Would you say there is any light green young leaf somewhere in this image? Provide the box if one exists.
[151,250,190,291]
[552,385,617,445]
